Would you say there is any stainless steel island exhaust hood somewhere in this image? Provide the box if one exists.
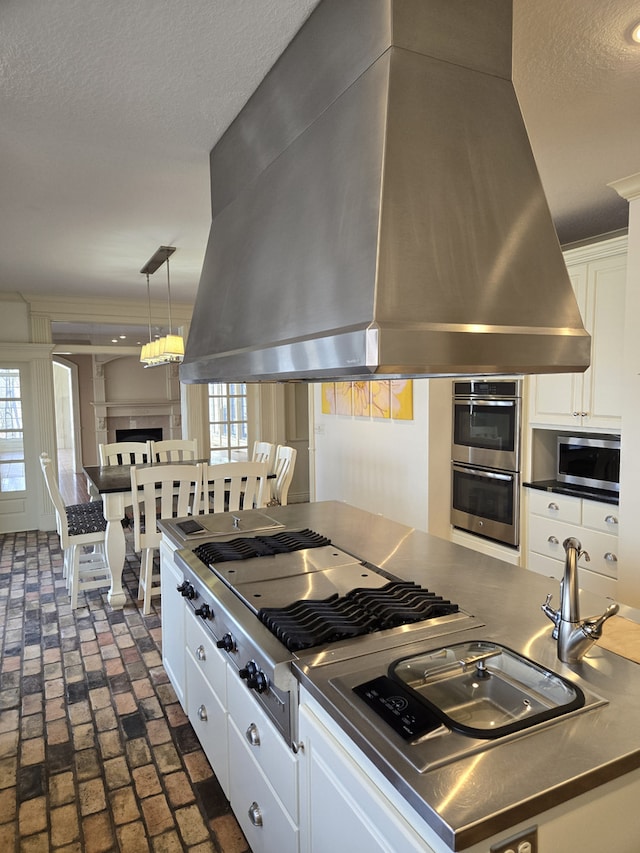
[181,0,590,384]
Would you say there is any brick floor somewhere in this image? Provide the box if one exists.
[0,529,251,852]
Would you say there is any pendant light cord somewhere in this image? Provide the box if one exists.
[166,251,173,336]
[146,272,152,344]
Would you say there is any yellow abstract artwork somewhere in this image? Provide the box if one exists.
[352,382,371,417]
[390,379,413,420]
[334,382,353,415]
[369,381,391,418]
[320,380,413,420]
[321,383,336,414]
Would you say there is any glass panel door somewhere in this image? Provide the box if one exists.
[0,367,26,492]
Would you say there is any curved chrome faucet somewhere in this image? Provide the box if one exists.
[541,536,619,663]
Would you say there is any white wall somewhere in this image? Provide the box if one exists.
[312,380,431,531]
[0,295,29,342]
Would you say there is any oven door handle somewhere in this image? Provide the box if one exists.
[453,464,514,482]
[455,398,517,407]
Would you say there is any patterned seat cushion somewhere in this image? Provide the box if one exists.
[66,501,107,536]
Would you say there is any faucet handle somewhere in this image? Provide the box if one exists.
[584,602,620,638]
[541,593,561,638]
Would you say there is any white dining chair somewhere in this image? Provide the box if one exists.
[130,463,202,615]
[39,455,110,609]
[251,440,276,472]
[201,461,269,514]
[149,438,198,462]
[271,445,297,506]
[99,441,152,466]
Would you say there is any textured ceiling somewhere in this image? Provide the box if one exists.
[0,0,638,310]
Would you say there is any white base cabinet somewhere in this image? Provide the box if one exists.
[226,672,299,852]
[159,539,186,708]
[298,694,436,853]
[298,688,640,853]
[185,611,230,798]
[525,489,619,598]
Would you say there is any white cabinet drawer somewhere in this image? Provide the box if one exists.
[528,489,582,523]
[185,652,229,798]
[228,718,298,853]
[185,612,227,702]
[582,500,620,535]
[528,515,578,562]
[227,670,298,820]
[578,529,618,579]
[528,515,618,579]
[527,550,617,600]
[527,550,564,581]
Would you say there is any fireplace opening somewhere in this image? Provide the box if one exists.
[115,428,163,443]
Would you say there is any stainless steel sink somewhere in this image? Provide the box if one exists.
[391,640,585,738]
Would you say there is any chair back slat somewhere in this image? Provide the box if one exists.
[272,445,297,506]
[100,441,151,465]
[150,438,198,462]
[251,440,276,473]
[130,463,202,554]
[201,461,268,513]
[40,455,69,541]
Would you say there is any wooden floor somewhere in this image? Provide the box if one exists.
[57,448,91,505]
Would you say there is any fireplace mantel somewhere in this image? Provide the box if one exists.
[91,354,183,458]
[91,399,179,412]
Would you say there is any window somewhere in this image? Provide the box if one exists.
[208,383,248,463]
[0,368,26,492]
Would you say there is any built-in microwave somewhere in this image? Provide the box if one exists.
[557,434,620,493]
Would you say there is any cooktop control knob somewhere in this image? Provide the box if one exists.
[239,661,258,681]
[194,603,212,620]
[176,581,197,600]
[253,671,269,694]
[239,661,269,693]
[216,633,235,652]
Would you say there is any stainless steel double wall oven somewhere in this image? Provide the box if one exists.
[451,379,522,547]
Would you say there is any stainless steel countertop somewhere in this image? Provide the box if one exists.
[161,501,640,851]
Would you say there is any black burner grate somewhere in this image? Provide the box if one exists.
[193,528,331,565]
[258,581,459,651]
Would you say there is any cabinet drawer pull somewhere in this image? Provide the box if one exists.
[248,801,263,827]
[547,536,559,545]
[245,723,261,747]
[604,515,619,526]
[197,704,208,722]
[196,645,206,661]
[604,552,618,562]
[547,502,560,512]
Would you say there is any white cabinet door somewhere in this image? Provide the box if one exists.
[582,255,626,428]
[228,716,299,853]
[159,540,186,708]
[528,265,587,427]
[185,650,230,798]
[298,701,438,853]
[529,239,626,430]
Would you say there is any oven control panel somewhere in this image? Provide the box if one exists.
[353,676,442,741]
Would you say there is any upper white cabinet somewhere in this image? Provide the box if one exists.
[529,237,626,430]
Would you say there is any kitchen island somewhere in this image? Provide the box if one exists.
[160,501,640,853]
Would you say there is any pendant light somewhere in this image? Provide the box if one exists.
[139,246,185,367]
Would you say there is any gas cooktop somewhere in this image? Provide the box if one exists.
[191,528,460,652]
